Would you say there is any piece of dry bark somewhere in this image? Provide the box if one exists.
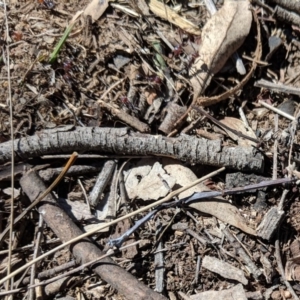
[19,170,166,300]
[270,0,300,14]
[158,102,187,134]
[39,164,103,182]
[89,160,116,207]
[256,207,284,240]
[285,240,300,281]
[274,5,300,27]
[202,255,248,285]
[190,0,252,102]
[0,126,264,172]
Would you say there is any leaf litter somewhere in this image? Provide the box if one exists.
[1,0,300,299]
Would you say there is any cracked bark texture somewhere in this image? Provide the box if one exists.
[0,126,264,172]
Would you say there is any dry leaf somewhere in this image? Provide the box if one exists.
[84,0,109,23]
[219,117,257,147]
[124,158,255,235]
[124,159,176,201]
[57,198,94,221]
[3,187,20,198]
[190,0,252,101]
[190,199,256,235]
[163,158,255,235]
[162,158,208,198]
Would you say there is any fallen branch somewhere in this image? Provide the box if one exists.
[0,126,264,172]
[18,170,166,300]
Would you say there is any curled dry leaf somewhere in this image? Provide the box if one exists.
[219,117,257,147]
[124,159,176,201]
[190,0,252,101]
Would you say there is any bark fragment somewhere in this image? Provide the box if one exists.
[256,207,284,240]
[202,255,248,285]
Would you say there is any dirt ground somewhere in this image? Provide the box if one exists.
[1,0,300,299]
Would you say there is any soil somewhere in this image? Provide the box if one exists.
[1,0,300,299]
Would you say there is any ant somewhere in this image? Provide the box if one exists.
[12,31,23,42]
[135,73,162,86]
[63,59,72,73]
[169,29,200,71]
[187,52,200,68]
[119,96,139,114]
[38,0,55,9]
[57,58,74,84]
[172,45,184,57]
[63,59,72,81]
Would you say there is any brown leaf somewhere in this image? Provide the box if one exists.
[190,199,256,236]
[84,0,109,23]
[190,0,252,100]
[219,117,257,147]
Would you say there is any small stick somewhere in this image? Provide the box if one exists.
[0,152,78,243]
[275,237,299,300]
[194,255,201,285]
[98,78,124,101]
[273,114,279,180]
[258,100,295,121]
[29,215,44,300]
